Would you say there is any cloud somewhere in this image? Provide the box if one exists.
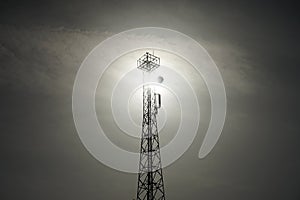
[0,25,113,95]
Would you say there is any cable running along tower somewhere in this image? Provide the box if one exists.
[136,52,166,200]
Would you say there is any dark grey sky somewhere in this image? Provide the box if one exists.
[1,0,300,199]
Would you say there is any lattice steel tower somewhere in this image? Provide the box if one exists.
[136,52,166,200]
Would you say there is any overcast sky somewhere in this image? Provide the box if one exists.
[1,0,300,199]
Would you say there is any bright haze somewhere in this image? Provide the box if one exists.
[1,0,299,199]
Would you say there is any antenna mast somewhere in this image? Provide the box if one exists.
[136,52,166,200]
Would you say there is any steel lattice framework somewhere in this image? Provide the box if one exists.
[137,52,166,200]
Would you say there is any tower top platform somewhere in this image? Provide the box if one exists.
[137,52,160,72]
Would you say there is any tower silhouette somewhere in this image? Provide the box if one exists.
[136,52,166,200]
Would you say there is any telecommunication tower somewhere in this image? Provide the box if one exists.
[136,52,166,200]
